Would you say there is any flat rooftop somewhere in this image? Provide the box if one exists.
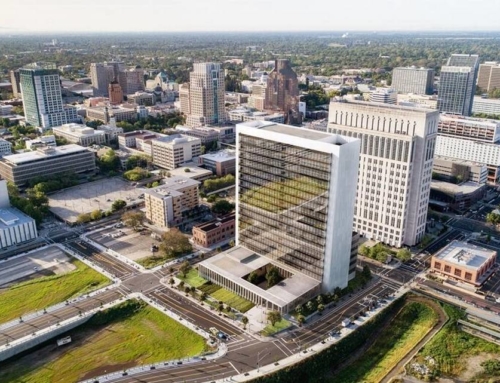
[145,176,200,199]
[154,134,201,144]
[53,123,105,137]
[434,155,486,168]
[430,180,485,195]
[330,98,439,115]
[434,240,496,270]
[166,164,213,180]
[200,246,320,309]
[0,207,35,229]
[194,213,235,232]
[200,149,236,162]
[2,144,88,165]
[238,121,357,145]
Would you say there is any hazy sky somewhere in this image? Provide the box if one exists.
[1,0,499,33]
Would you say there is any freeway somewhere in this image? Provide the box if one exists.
[0,289,123,346]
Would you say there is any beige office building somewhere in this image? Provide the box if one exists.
[53,123,106,146]
[144,176,200,228]
[0,144,95,186]
[477,62,500,91]
[151,134,202,170]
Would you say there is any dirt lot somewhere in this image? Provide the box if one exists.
[0,246,75,287]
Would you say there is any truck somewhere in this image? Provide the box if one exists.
[341,318,351,328]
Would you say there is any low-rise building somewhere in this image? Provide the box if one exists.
[431,240,497,286]
[0,144,96,186]
[151,134,202,170]
[25,135,56,150]
[228,107,285,123]
[472,96,500,116]
[192,213,235,248]
[0,139,12,156]
[96,122,124,144]
[0,105,13,116]
[127,92,155,106]
[429,180,487,212]
[118,130,158,151]
[397,94,438,109]
[52,123,106,147]
[433,156,488,184]
[144,176,200,228]
[198,149,236,176]
[166,163,213,181]
[175,126,220,145]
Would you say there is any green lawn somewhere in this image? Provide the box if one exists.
[335,301,439,383]
[416,304,500,378]
[211,287,255,313]
[136,255,168,269]
[198,282,223,295]
[0,300,207,383]
[262,318,292,336]
[0,259,109,324]
[177,269,208,288]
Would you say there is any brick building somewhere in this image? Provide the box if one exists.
[192,213,235,248]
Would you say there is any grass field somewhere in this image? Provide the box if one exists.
[335,301,439,383]
[416,304,500,378]
[198,281,223,295]
[177,269,208,288]
[0,259,109,324]
[0,300,207,383]
[211,288,255,313]
[262,318,292,336]
[136,255,167,269]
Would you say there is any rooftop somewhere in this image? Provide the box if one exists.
[194,213,235,232]
[434,240,496,270]
[166,164,213,180]
[200,149,236,162]
[434,155,486,168]
[154,134,201,145]
[0,207,35,229]
[145,176,200,199]
[200,246,320,308]
[53,123,105,137]
[430,180,485,195]
[440,114,500,128]
[330,98,440,115]
[2,144,89,165]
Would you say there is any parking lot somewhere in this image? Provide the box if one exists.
[89,226,161,261]
[0,246,75,287]
[48,178,146,224]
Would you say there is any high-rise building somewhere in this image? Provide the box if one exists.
[104,60,124,82]
[184,63,227,127]
[265,59,301,125]
[328,100,440,247]
[90,63,113,97]
[118,66,145,95]
[179,83,191,115]
[198,121,360,312]
[438,54,480,116]
[9,70,21,98]
[19,62,68,129]
[108,81,123,105]
[477,62,500,91]
[392,67,434,95]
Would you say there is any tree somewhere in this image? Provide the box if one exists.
[76,213,92,224]
[90,209,103,221]
[267,311,282,327]
[317,304,325,314]
[359,245,370,257]
[229,239,235,248]
[316,295,324,305]
[486,212,500,225]
[247,271,259,284]
[306,301,315,312]
[178,281,185,290]
[242,316,249,330]
[266,266,281,288]
[111,199,127,212]
[179,260,191,277]
[396,248,411,262]
[295,304,303,314]
[121,211,145,230]
[168,277,175,287]
[97,149,121,173]
[159,228,193,258]
[200,292,208,301]
[184,286,191,296]
[218,303,224,315]
[211,199,235,215]
[362,265,372,280]
[297,315,306,327]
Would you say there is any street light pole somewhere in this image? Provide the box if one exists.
[257,350,269,372]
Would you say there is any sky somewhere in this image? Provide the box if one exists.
[1,0,499,33]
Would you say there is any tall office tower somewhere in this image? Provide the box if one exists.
[20,62,68,129]
[265,59,301,125]
[236,121,360,291]
[477,62,500,92]
[104,60,124,82]
[438,54,480,116]
[108,81,123,105]
[185,63,227,127]
[9,70,21,97]
[328,100,440,247]
[118,66,145,95]
[90,63,113,97]
[392,67,434,95]
[179,83,191,115]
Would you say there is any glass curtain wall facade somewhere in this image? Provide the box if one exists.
[237,133,332,282]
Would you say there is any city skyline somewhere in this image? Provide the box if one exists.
[1,0,500,33]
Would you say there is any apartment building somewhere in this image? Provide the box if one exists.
[328,99,440,247]
[151,134,202,170]
[53,123,106,147]
[144,176,200,228]
[192,213,235,248]
[0,144,96,186]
